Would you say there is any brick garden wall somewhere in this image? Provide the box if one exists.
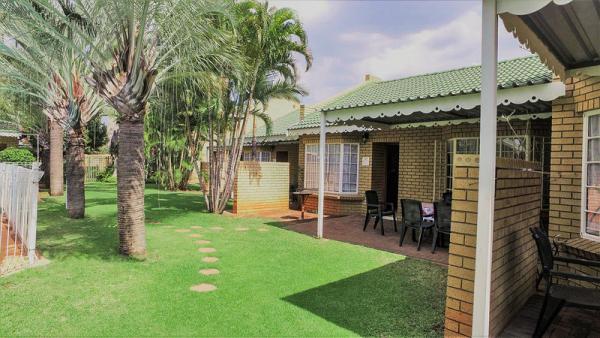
[444,155,541,337]
[0,136,18,150]
[549,75,600,285]
[232,162,289,214]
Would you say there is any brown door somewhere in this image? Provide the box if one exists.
[385,144,400,210]
[276,151,288,162]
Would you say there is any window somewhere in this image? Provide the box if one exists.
[242,151,271,162]
[258,151,271,162]
[445,135,532,191]
[583,111,600,240]
[304,143,359,193]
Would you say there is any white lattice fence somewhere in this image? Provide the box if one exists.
[0,162,43,264]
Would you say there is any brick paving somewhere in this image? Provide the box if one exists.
[502,295,600,338]
[284,214,448,265]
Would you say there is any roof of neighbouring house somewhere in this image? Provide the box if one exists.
[245,108,302,145]
[289,56,553,130]
[0,119,20,137]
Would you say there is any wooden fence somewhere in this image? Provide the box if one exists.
[85,154,113,182]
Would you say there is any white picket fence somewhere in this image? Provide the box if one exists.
[0,162,43,264]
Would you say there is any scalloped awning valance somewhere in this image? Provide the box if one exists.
[324,81,564,124]
[499,0,600,80]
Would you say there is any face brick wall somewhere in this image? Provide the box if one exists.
[549,75,600,286]
[444,155,541,337]
[232,162,289,214]
[297,119,549,217]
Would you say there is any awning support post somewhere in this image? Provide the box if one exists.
[472,0,498,337]
[317,112,326,238]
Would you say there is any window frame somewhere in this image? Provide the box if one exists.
[303,142,360,194]
[581,109,600,241]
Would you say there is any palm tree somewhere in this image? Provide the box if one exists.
[47,0,238,256]
[0,1,104,218]
[206,0,312,213]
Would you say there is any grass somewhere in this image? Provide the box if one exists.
[0,183,447,337]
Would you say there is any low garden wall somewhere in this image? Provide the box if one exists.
[232,162,289,214]
[444,155,542,337]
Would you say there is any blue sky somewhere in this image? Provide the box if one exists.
[271,0,532,104]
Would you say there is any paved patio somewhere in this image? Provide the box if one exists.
[283,214,449,265]
[502,294,600,337]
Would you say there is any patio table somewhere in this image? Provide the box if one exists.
[292,191,311,220]
[559,237,600,261]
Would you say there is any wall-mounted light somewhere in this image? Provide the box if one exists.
[361,132,370,145]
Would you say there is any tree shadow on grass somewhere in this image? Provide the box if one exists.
[282,259,447,337]
[36,199,122,261]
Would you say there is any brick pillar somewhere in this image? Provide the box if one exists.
[444,155,541,337]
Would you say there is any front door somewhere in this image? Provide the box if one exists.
[385,144,400,210]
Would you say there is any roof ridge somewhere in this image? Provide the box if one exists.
[374,55,541,85]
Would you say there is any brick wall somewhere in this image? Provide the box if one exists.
[232,162,289,214]
[444,155,541,337]
[297,119,549,216]
[0,137,18,150]
[549,75,600,285]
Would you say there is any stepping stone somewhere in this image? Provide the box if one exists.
[195,240,211,245]
[164,225,175,228]
[190,283,217,293]
[175,229,191,233]
[257,228,269,232]
[190,226,203,230]
[189,234,202,238]
[199,269,220,276]
[198,247,216,253]
[210,227,224,231]
[236,227,249,231]
[202,257,219,263]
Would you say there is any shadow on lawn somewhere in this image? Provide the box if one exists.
[282,259,446,337]
[36,185,209,261]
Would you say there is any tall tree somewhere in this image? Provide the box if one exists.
[44,0,238,257]
[205,0,312,213]
[0,1,104,218]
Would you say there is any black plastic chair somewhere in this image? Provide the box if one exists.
[363,190,397,236]
[431,202,451,253]
[399,199,434,250]
[530,227,600,338]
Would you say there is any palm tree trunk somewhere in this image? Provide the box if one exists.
[117,119,146,257]
[66,131,85,219]
[49,119,64,196]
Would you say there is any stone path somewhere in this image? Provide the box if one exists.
[177,223,271,293]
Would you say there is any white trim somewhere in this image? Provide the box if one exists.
[304,142,360,194]
[581,109,600,242]
[292,113,553,136]
[497,0,573,15]
[567,65,600,78]
[473,1,498,336]
[500,13,567,79]
[324,82,564,123]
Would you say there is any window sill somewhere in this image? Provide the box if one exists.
[561,237,600,261]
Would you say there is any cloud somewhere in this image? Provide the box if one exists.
[342,11,531,81]
[269,0,336,25]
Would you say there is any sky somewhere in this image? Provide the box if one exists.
[270,0,533,105]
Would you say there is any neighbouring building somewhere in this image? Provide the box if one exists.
[0,120,20,150]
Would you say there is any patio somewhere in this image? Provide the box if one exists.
[501,295,600,338]
[283,214,449,266]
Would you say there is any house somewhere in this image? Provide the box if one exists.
[293,1,600,336]
[289,56,556,219]
[0,120,20,150]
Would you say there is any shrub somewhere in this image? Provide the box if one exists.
[96,165,116,183]
[0,147,35,164]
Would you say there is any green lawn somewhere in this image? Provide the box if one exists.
[0,183,447,337]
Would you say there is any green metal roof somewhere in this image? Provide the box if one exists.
[255,108,300,138]
[290,56,553,130]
